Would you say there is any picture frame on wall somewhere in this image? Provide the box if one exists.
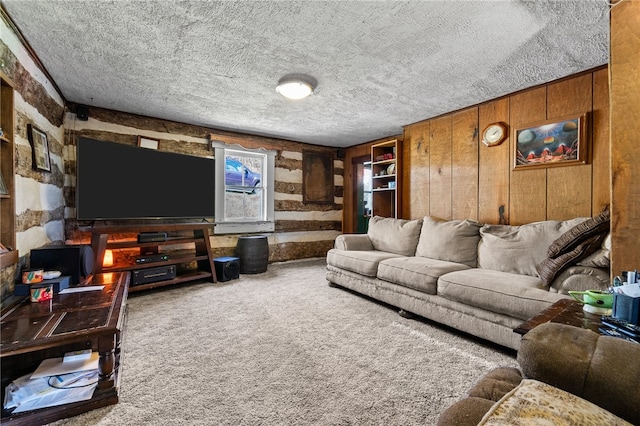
[513,113,587,170]
[27,124,51,172]
[302,151,334,204]
[137,136,159,150]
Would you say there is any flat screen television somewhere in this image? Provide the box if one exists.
[76,137,215,221]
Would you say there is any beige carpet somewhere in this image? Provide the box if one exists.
[51,258,517,426]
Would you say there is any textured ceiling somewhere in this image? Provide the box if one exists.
[1,1,610,148]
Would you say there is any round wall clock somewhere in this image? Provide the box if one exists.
[482,122,508,147]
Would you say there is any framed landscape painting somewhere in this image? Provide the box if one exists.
[513,113,587,170]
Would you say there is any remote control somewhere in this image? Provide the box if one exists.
[612,326,639,339]
[599,327,640,344]
[601,316,640,334]
[600,319,640,339]
[599,326,621,337]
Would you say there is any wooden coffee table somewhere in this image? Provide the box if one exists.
[514,298,605,336]
[1,272,129,425]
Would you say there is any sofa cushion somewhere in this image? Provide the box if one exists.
[548,265,611,294]
[367,216,423,256]
[477,218,586,277]
[477,379,632,426]
[326,249,403,277]
[333,234,374,251]
[437,269,566,320]
[415,217,482,267]
[547,207,610,258]
[377,257,470,294]
[576,233,611,268]
[536,234,606,286]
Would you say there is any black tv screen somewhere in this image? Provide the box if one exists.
[76,137,215,220]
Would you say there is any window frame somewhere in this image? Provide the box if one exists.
[212,141,275,235]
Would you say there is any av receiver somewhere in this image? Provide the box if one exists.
[135,254,170,264]
[131,265,176,286]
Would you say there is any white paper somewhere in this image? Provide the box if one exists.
[31,352,99,379]
[615,283,640,297]
[4,370,98,413]
[59,285,104,294]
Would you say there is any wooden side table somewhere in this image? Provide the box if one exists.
[1,272,129,425]
[514,298,604,336]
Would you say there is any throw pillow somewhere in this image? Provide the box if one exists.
[367,216,423,256]
[415,217,482,267]
[576,233,611,268]
[477,218,585,277]
[537,234,605,286]
[547,207,610,259]
[477,379,632,426]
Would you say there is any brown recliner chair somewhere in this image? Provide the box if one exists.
[437,322,640,426]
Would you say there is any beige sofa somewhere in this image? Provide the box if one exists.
[325,211,611,350]
[437,322,640,426]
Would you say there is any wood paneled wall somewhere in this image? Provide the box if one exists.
[610,0,640,276]
[343,67,610,234]
[393,67,608,226]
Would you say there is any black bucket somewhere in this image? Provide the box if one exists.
[235,235,269,274]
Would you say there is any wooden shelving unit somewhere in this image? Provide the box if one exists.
[0,73,17,268]
[82,223,217,292]
[371,139,401,218]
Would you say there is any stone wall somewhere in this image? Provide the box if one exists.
[63,107,343,264]
[1,14,66,301]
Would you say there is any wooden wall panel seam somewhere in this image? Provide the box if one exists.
[346,67,609,230]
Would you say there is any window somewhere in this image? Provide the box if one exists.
[212,142,275,234]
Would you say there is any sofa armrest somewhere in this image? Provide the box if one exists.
[436,367,523,426]
[436,397,495,426]
[548,265,610,294]
[518,322,640,425]
[333,234,374,251]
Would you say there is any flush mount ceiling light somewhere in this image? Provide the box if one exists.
[276,73,317,100]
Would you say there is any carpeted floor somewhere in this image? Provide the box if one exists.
[51,258,517,425]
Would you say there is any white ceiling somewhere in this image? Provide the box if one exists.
[1,0,610,148]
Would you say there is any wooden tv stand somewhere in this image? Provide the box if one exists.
[83,223,217,292]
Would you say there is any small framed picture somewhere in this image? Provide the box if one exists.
[137,136,159,150]
[27,124,51,172]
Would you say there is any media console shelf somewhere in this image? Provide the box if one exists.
[82,223,217,291]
